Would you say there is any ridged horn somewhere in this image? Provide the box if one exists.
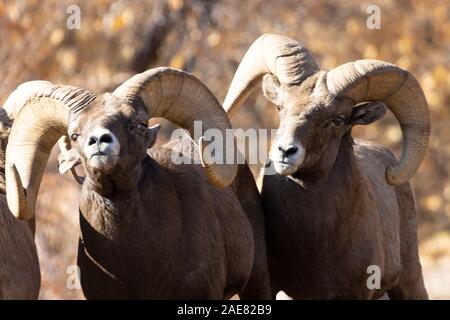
[326,59,431,185]
[223,33,319,117]
[113,67,237,187]
[5,85,95,219]
[0,81,54,134]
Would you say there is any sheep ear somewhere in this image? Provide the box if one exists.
[262,74,282,105]
[58,148,81,174]
[350,101,387,126]
[147,124,161,148]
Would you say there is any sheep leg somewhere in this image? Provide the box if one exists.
[388,183,428,300]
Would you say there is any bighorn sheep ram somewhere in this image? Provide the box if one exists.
[5,67,271,299]
[223,34,430,299]
[0,82,41,299]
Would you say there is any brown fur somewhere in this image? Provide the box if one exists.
[0,137,40,299]
[260,73,428,299]
[63,95,271,299]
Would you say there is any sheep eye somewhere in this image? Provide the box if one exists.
[137,123,147,132]
[332,116,345,126]
[276,104,282,111]
[70,133,80,141]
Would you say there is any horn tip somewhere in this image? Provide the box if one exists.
[385,165,408,186]
[198,136,236,188]
[6,163,31,219]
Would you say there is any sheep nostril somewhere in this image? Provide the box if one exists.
[278,145,298,158]
[88,136,97,146]
[284,146,298,156]
[99,133,113,144]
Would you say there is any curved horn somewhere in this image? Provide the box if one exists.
[223,33,319,117]
[113,67,236,187]
[0,81,54,133]
[326,59,431,185]
[5,85,95,219]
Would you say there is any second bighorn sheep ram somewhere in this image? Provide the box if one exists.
[224,34,430,299]
[5,68,271,299]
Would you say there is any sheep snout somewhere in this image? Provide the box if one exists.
[270,141,305,175]
[84,127,120,172]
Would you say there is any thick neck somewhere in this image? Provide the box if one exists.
[79,156,182,241]
[78,156,184,285]
[291,134,365,219]
[296,134,358,178]
[326,135,364,217]
[83,160,143,196]
[330,135,359,182]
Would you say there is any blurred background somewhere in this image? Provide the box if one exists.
[0,0,449,299]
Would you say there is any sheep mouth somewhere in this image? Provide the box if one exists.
[274,160,295,168]
[90,152,119,158]
[272,157,297,166]
[88,153,119,172]
[272,160,299,176]
[91,152,106,157]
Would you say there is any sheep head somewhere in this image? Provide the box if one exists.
[262,71,387,176]
[57,94,160,193]
[223,34,430,184]
[5,68,237,219]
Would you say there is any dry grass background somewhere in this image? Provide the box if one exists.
[0,0,449,299]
